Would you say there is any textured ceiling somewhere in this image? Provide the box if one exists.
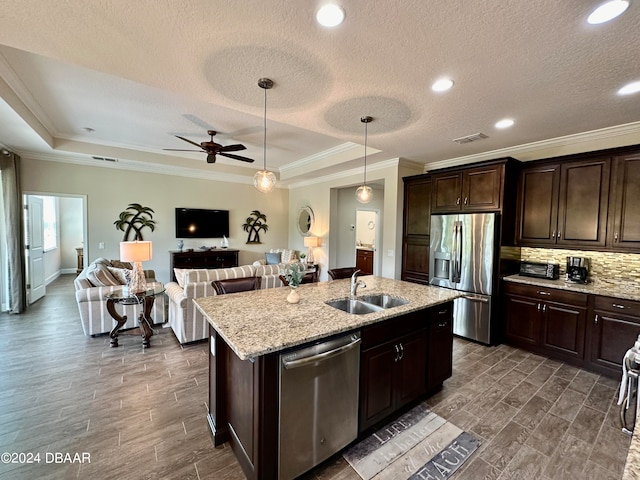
[0,0,639,185]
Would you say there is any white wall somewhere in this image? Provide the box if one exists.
[21,158,289,283]
[59,196,84,272]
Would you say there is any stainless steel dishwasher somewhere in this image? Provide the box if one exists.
[278,331,361,480]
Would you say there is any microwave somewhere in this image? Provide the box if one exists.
[519,261,560,280]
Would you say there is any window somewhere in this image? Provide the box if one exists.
[42,196,57,252]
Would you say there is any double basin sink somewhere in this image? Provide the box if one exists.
[325,294,409,315]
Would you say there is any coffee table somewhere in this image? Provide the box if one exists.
[104,285,165,348]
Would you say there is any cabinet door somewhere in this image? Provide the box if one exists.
[432,172,462,212]
[428,314,453,391]
[396,330,428,408]
[609,153,640,249]
[541,301,586,360]
[504,294,541,346]
[516,165,560,245]
[462,165,503,211]
[557,158,610,247]
[359,342,397,430]
[356,250,374,275]
[590,310,640,373]
[402,177,431,283]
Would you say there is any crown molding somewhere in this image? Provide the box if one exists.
[425,121,640,171]
[286,157,401,189]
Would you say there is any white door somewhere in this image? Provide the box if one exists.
[26,196,45,304]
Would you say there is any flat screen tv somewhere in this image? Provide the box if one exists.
[175,208,230,238]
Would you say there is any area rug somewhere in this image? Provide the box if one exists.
[343,404,479,480]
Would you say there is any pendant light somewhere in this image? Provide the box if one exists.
[356,116,373,204]
[254,78,277,193]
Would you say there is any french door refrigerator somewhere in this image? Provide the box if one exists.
[429,213,498,344]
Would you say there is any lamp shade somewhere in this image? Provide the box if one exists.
[120,241,152,262]
[303,236,319,248]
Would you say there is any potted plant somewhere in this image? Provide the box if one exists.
[299,252,307,264]
[281,262,306,304]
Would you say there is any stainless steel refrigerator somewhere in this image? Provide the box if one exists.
[429,213,498,344]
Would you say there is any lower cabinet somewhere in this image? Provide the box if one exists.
[590,296,640,377]
[503,282,587,363]
[356,249,374,275]
[359,303,453,432]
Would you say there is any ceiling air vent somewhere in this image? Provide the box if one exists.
[91,156,118,162]
[452,132,488,145]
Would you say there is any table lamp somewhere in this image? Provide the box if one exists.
[120,241,152,294]
[303,236,319,264]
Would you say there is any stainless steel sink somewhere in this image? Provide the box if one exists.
[325,299,384,315]
[357,294,409,309]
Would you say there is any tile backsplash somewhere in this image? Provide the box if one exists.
[520,247,640,283]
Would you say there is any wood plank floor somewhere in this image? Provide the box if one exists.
[0,275,631,479]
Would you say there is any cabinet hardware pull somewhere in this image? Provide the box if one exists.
[537,291,551,296]
[398,343,404,361]
[595,314,599,324]
[612,303,627,309]
[557,230,561,239]
[552,230,556,239]
[615,232,619,242]
[456,197,461,205]
[542,304,547,313]
[394,344,400,362]
[537,303,541,311]
[438,322,448,327]
[438,310,448,315]
[464,197,468,205]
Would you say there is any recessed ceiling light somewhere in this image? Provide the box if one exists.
[587,0,629,24]
[316,4,345,27]
[618,81,640,95]
[431,78,454,92]
[495,119,515,129]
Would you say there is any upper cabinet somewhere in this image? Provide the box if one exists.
[432,163,505,213]
[608,153,640,250]
[516,157,610,248]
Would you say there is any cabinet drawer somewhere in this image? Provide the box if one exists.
[430,303,452,328]
[503,282,587,306]
[361,311,428,350]
[594,296,640,316]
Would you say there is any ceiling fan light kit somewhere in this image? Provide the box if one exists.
[254,78,277,194]
[356,116,373,204]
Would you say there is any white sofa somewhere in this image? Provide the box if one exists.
[74,258,166,336]
[165,264,286,344]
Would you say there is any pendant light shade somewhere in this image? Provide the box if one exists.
[254,78,277,193]
[356,116,373,204]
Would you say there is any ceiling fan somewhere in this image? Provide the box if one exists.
[164,130,255,164]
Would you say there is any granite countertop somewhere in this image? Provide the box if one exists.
[194,276,461,360]
[503,274,640,302]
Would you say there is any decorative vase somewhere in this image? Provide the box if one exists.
[286,287,300,304]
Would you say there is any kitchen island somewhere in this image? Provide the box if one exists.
[195,276,461,480]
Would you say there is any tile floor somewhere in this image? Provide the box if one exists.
[0,275,632,479]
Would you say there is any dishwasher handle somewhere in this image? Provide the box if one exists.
[282,337,361,369]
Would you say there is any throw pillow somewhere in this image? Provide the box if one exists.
[86,263,120,287]
[107,267,131,285]
[252,259,267,266]
[265,252,282,265]
[174,268,187,287]
[110,260,133,270]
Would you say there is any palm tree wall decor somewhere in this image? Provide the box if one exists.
[242,210,268,244]
[114,203,156,241]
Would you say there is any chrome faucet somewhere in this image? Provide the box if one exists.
[350,269,366,297]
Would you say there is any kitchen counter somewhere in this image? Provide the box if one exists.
[624,433,640,479]
[503,274,640,302]
[194,275,461,360]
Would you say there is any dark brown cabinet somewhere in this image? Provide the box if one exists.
[170,249,239,281]
[516,158,610,248]
[356,249,374,275]
[503,282,587,363]
[608,153,640,250]
[427,303,453,391]
[401,175,431,284]
[589,296,640,377]
[432,164,504,213]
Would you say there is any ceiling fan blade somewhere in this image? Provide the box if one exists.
[175,135,204,148]
[219,144,247,152]
[163,148,204,152]
[207,153,217,163]
[219,152,255,163]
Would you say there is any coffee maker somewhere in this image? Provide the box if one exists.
[566,256,590,284]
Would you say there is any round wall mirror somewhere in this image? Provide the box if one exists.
[297,206,315,236]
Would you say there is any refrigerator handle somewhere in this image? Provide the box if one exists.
[456,222,463,282]
[452,222,462,283]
